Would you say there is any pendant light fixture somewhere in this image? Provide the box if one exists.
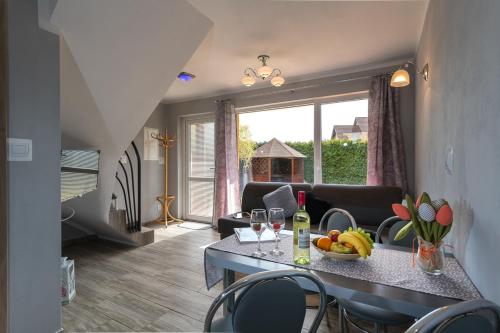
[241,55,285,87]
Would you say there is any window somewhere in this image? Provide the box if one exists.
[237,94,368,187]
[182,115,215,222]
[238,105,314,192]
[321,99,368,184]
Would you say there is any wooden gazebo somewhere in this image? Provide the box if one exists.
[251,138,306,183]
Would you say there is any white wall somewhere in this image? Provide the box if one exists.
[163,65,416,217]
[416,0,500,303]
[7,0,61,331]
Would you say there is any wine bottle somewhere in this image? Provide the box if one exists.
[293,191,310,264]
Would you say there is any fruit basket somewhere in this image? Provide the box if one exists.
[311,241,361,260]
[311,228,374,261]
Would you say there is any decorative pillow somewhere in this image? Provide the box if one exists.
[305,192,330,225]
[262,185,297,218]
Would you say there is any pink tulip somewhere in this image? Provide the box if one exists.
[392,203,411,221]
[436,205,453,226]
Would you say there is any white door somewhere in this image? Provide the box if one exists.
[183,115,215,222]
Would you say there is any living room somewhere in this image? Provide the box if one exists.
[2,0,500,332]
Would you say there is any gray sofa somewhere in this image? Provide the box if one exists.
[217,182,402,239]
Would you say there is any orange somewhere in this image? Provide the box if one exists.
[317,237,333,251]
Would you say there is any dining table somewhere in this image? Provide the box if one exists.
[204,230,482,318]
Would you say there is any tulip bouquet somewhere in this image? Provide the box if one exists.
[392,193,453,274]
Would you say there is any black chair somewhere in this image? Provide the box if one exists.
[204,269,327,333]
[318,208,357,234]
[405,299,500,333]
[336,216,415,333]
[375,216,416,249]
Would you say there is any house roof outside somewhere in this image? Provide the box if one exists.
[354,117,368,132]
[252,138,306,159]
[331,125,356,139]
[331,117,369,139]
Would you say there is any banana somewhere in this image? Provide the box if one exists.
[338,233,368,258]
[347,231,371,256]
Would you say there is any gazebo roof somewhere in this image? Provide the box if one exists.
[252,138,306,159]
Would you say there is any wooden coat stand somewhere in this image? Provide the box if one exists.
[152,129,183,226]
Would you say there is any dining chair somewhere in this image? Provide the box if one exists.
[335,217,415,333]
[405,299,500,333]
[318,208,357,234]
[375,216,416,249]
[204,269,328,333]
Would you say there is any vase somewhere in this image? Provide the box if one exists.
[416,236,445,275]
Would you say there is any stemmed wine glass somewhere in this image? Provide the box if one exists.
[250,209,267,257]
[268,208,285,256]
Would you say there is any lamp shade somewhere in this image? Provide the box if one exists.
[390,69,410,87]
[257,65,273,79]
[271,75,285,87]
[241,74,256,87]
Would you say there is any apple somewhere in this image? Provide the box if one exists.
[328,230,341,242]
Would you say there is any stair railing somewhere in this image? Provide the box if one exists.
[115,141,141,232]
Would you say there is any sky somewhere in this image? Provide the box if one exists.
[238,99,368,142]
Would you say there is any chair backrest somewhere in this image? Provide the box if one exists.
[233,278,306,333]
[204,269,327,333]
[318,208,357,234]
[375,216,415,248]
[405,299,500,333]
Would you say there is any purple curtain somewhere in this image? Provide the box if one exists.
[213,100,241,227]
[367,75,408,192]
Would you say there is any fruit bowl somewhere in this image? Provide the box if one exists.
[311,239,361,261]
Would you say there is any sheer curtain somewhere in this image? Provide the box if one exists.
[212,100,241,228]
[367,75,408,192]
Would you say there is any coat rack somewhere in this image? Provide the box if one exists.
[151,129,183,226]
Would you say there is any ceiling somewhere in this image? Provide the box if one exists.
[163,0,428,103]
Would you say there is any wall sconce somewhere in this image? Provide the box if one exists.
[390,62,429,87]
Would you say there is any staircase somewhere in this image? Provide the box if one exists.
[41,0,213,242]
[109,210,154,246]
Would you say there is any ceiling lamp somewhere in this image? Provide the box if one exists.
[241,55,285,87]
[390,62,429,88]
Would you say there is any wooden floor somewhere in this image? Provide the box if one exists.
[62,223,408,332]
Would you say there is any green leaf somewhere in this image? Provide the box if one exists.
[394,221,414,241]
[405,195,423,238]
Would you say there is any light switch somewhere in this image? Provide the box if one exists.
[7,138,32,161]
[445,145,454,175]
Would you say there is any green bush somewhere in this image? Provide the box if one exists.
[285,140,367,185]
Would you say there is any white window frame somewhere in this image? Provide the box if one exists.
[236,90,369,184]
[179,113,215,223]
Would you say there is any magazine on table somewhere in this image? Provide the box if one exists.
[234,227,279,243]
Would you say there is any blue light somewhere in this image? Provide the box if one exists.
[178,72,195,82]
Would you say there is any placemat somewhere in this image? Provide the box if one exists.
[204,234,481,301]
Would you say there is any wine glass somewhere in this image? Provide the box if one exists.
[250,209,267,257]
[268,208,285,256]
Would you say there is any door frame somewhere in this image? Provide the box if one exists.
[180,113,215,223]
[1,0,9,331]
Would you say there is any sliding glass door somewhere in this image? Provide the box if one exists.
[183,115,215,222]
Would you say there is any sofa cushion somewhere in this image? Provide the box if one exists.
[312,184,402,227]
[241,182,313,213]
[262,185,297,218]
[305,192,330,225]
